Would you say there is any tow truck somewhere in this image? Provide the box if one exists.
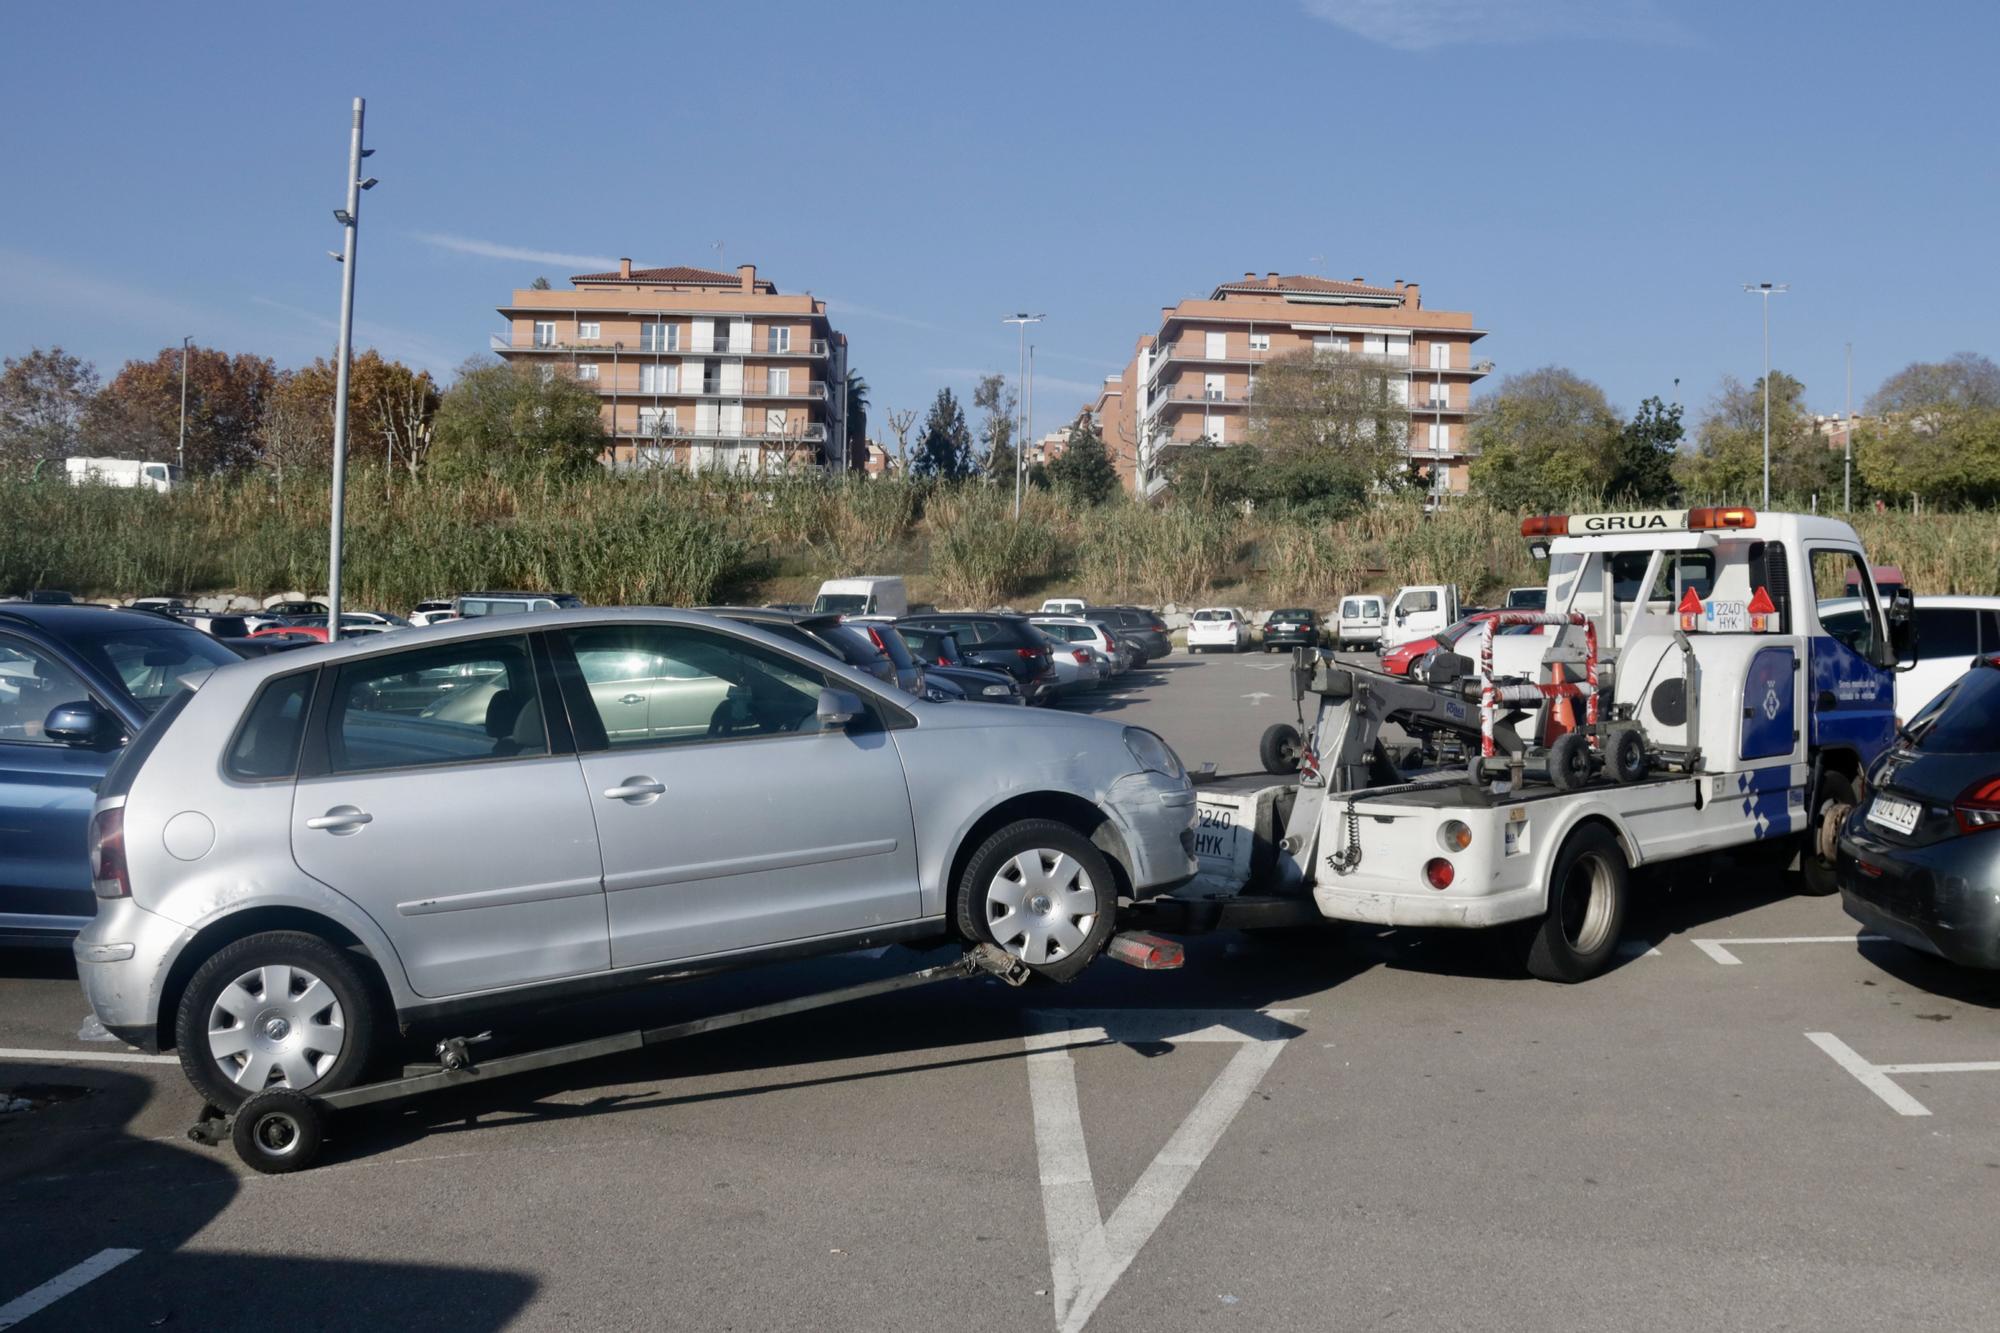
[1137,507,1917,981]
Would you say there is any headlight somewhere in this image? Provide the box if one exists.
[981,684,1013,697]
[1124,727,1186,780]
[924,686,952,702]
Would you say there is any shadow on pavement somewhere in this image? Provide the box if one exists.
[0,1068,538,1331]
[1857,937,2000,1010]
[0,947,79,982]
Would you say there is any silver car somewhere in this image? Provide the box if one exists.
[75,609,1197,1109]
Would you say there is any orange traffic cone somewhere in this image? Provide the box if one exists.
[1544,661,1576,744]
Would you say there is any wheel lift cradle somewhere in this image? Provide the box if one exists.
[194,934,1185,1174]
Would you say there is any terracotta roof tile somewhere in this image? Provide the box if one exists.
[570,264,775,291]
[1209,275,1402,299]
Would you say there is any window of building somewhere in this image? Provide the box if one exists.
[767,408,788,435]
[1249,332,1270,352]
[1429,422,1450,452]
[1429,341,1451,370]
[639,406,677,437]
[1205,416,1226,443]
[768,367,791,395]
[1203,374,1225,401]
[576,364,600,382]
[1204,331,1227,360]
[641,322,678,353]
[701,360,722,395]
[1389,378,1410,406]
[536,365,555,385]
[533,321,555,347]
[768,326,791,354]
[1313,335,1347,355]
[577,321,600,341]
[1426,385,1448,409]
[640,363,678,394]
[729,320,752,353]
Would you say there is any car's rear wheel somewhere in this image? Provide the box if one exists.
[175,931,381,1111]
[955,819,1117,983]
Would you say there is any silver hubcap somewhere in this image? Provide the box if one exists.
[255,1112,303,1157]
[1559,854,1616,954]
[985,849,1097,964]
[207,964,345,1091]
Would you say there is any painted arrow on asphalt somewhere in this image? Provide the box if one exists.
[1240,692,1271,706]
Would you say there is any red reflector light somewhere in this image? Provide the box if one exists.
[1688,506,1757,530]
[1106,931,1185,970]
[1954,776,2000,834]
[1520,514,1570,538]
[90,806,131,899]
[1423,857,1455,890]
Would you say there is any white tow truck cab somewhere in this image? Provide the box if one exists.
[1173,507,1916,982]
[1382,583,1459,650]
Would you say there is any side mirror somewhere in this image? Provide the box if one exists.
[816,688,864,729]
[44,700,118,748]
[1885,590,1917,669]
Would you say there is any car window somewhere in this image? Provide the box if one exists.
[228,670,316,780]
[1273,609,1313,621]
[1907,667,2000,754]
[1810,548,1880,658]
[65,624,238,715]
[1398,591,1438,614]
[1914,607,1979,660]
[812,593,869,615]
[557,624,839,749]
[0,636,101,744]
[1647,552,1716,602]
[327,636,545,774]
[1193,610,1226,621]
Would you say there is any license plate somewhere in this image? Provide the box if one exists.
[1865,794,1921,836]
[1191,801,1242,868]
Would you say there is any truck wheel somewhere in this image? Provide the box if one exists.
[955,819,1117,983]
[175,930,381,1111]
[1604,723,1648,784]
[1546,731,1592,791]
[1523,825,1628,982]
[1260,723,1303,774]
[1799,771,1856,896]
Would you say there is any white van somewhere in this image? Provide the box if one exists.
[1038,597,1087,616]
[812,576,908,619]
[1335,595,1386,651]
[1382,584,1460,650]
[66,457,182,493]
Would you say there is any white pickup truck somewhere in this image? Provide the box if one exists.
[1146,507,1915,982]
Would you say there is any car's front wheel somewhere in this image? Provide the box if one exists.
[175,930,382,1110]
[956,819,1117,983]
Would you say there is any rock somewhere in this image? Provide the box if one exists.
[226,595,261,612]
[195,596,230,613]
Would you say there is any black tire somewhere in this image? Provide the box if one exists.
[1260,723,1303,775]
[175,930,381,1111]
[1546,731,1592,791]
[1605,723,1648,785]
[1523,824,1629,982]
[1800,770,1856,896]
[231,1089,327,1175]
[954,818,1118,983]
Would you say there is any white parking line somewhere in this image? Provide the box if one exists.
[0,1248,140,1330]
[1807,1031,2000,1117]
[0,1047,177,1065]
[1691,935,1888,966]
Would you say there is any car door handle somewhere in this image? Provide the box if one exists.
[619,693,645,705]
[305,807,373,832]
[602,778,666,802]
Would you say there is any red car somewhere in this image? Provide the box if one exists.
[1380,611,1538,675]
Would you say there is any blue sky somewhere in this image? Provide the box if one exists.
[3,1,1993,434]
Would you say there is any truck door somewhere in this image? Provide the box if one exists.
[1804,547,1896,767]
[1739,646,1798,760]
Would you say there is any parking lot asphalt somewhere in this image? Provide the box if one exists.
[5,647,2000,1332]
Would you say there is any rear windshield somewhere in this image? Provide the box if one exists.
[812,593,869,615]
[68,624,239,715]
[1907,666,2000,754]
[1193,610,1233,622]
[819,624,889,669]
[1271,609,1313,620]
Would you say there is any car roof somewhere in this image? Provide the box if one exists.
[703,606,846,632]
[0,603,206,633]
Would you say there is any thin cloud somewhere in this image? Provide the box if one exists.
[408,231,618,271]
[0,245,207,331]
[1302,0,1689,51]
[249,295,462,375]
[818,296,935,330]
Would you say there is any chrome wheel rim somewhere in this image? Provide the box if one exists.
[985,849,1098,964]
[254,1110,304,1157]
[1559,854,1616,954]
[207,964,345,1091]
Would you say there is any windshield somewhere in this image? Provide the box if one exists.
[70,624,239,715]
[1193,610,1233,622]
[1906,667,2000,753]
[1272,609,1313,621]
[812,593,869,615]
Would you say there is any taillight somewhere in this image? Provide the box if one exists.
[1017,647,1042,660]
[1954,777,2000,834]
[864,626,888,651]
[1423,857,1455,890]
[90,807,130,899]
[1073,648,1093,663]
[1102,632,1117,651]
[935,654,951,667]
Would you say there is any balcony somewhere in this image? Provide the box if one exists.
[615,380,832,401]
[1148,343,1416,380]
[619,421,828,446]
[1142,389,1250,423]
[492,334,829,358]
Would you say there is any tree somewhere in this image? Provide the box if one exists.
[1245,349,1409,496]
[1606,396,1683,504]
[883,407,918,469]
[530,276,552,291]
[908,387,974,480]
[1855,354,2000,505]
[1043,416,1119,505]
[972,372,1017,481]
[843,370,870,470]
[1465,366,1622,511]
[1677,371,1836,503]
[0,346,99,470]
[85,344,277,474]
[265,350,441,479]
[428,358,607,479]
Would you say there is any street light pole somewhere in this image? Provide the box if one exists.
[177,335,191,473]
[1001,313,1044,518]
[326,96,376,639]
[1844,341,1853,513]
[1742,282,1788,506]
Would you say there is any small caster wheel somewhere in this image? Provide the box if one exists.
[1604,722,1648,784]
[232,1089,327,1174]
[1260,723,1303,774]
[1547,731,1592,791]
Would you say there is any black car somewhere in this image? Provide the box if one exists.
[1837,657,2000,969]
[899,613,1059,705]
[1261,608,1325,652]
[705,607,912,695]
[895,626,1024,704]
[1085,606,1171,662]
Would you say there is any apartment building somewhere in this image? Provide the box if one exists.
[1101,273,1490,497]
[493,260,851,473]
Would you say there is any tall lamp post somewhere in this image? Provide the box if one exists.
[1002,313,1044,517]
[1742,281,1788,506]
[177,335,192,473]
[326,97,378,639]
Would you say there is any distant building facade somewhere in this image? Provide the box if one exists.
[1100,273,1490,498]
[493,260,851,473]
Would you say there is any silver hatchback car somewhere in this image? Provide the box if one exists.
[76,609,1197,1109]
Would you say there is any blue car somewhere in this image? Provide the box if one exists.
[0,603,240,944]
